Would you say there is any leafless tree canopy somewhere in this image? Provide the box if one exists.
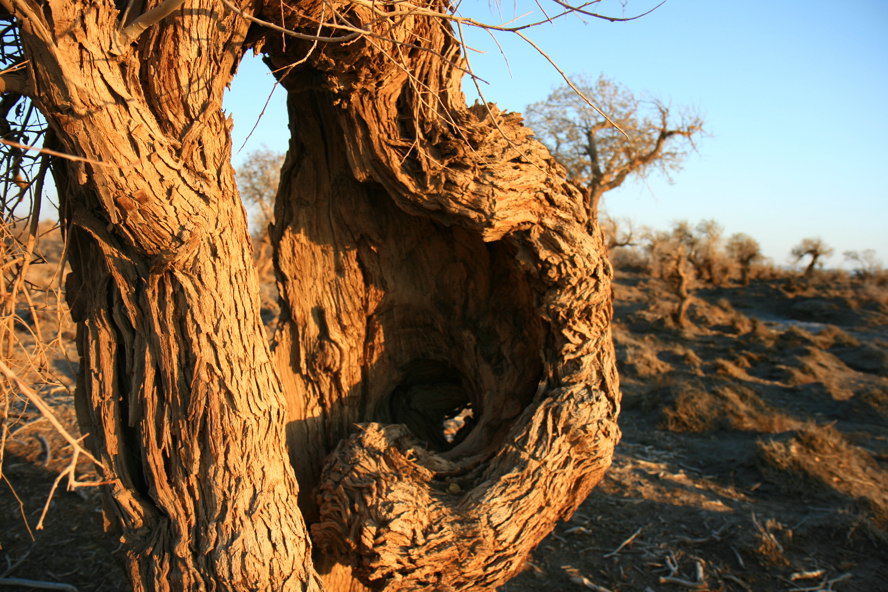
[792,237,834,277]
[726,233,762,285]
[525,73,703,219]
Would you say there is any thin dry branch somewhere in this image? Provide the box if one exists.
[117,0,187,47]
[0,138,120,167]
[0,360,102,468]
[603,526,643,557]
[221,0,360,42]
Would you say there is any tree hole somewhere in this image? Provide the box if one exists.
[385,359,479,452]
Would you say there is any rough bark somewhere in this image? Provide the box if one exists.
[261,2,622,589]
[7,0,623,590]
[14,2,320,589]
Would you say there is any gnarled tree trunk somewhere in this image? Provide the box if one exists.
[263,1,622,589]
[5,0,622,590]
[14,1,321,589]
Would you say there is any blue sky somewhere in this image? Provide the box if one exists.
[225,0,888,268]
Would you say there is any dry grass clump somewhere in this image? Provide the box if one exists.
[688,297,753,335]
[617,342,672,379]
[832,342,888,375]
[659,379,796,434]
[855,273,888,312]
[814,324,860,349]
[757,423,888,530]
[749,514,792,566]
[745,318,777,347]
[778,346,855,400]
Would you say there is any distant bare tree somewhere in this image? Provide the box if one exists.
[843,249,882,279]
[236,149,285,277]
[236,148,285,234]
[525,74,704,219]
[690,219,726,286]
[600,214,638,249]
[726,233,762,285]
[643,223,696,328]
[791,237,834,277]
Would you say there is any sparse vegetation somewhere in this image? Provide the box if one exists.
[3,220,887,591]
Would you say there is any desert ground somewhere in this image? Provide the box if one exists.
[2,236,886,592]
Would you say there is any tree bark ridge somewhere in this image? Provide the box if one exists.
[262,1,622,589]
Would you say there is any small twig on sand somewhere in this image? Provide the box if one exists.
[34,433,51,466]
[658,556,707,589]
[0,576,78,591]
[562,566,613,592]
[604,526,643,558]
[723,573,752,592]
[788,572,852,592]
[790,569,826,582]
[658,575,706,589]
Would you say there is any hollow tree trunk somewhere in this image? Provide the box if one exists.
[10,0,622,589]
[15,2,320,589]
[262,2,622,589]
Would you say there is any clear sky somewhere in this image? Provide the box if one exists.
[224,0,888,269]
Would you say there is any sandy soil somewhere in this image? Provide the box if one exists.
[2,266,886,591]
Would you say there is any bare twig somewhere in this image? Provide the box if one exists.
[220,0,360,43]
[117,0,186,47]
[723,573,752,592]
[1,473,33,539]
[562,565,613,592]
[790,570,826,582]
[34,432,50,465]
[0,138,118,168]
[0,359,102,467]
[658,575,706,589]
[603,526,642,557]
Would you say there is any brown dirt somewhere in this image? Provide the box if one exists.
[2,266,887,591]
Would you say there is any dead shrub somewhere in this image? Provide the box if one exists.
[749,514,791,566]
[618,342,672,379]
[660,379,796,434]
[757,423,888,530]
[815,325,860,349]
[689,297,753,335]
[745,318,777,346]
[609,245,648,272]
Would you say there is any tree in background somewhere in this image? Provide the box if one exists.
[643,223,697,329]
[600,214,639,250]
[844,249,883,279]
[0,1,622,590]
[688,219,727,286]
[726,233,762,285]
[524,74,704,219]
[792,237,834,277]
[236,149,284,278]
[236,148,285,234]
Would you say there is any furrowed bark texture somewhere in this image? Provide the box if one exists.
[262,1,622,589]
[16,2,321,589]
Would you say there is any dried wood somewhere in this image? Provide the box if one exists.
[263,1,622,589]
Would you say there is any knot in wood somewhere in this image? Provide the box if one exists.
[310,338,341,374]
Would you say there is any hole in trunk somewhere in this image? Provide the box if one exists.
[385,359,479,452]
